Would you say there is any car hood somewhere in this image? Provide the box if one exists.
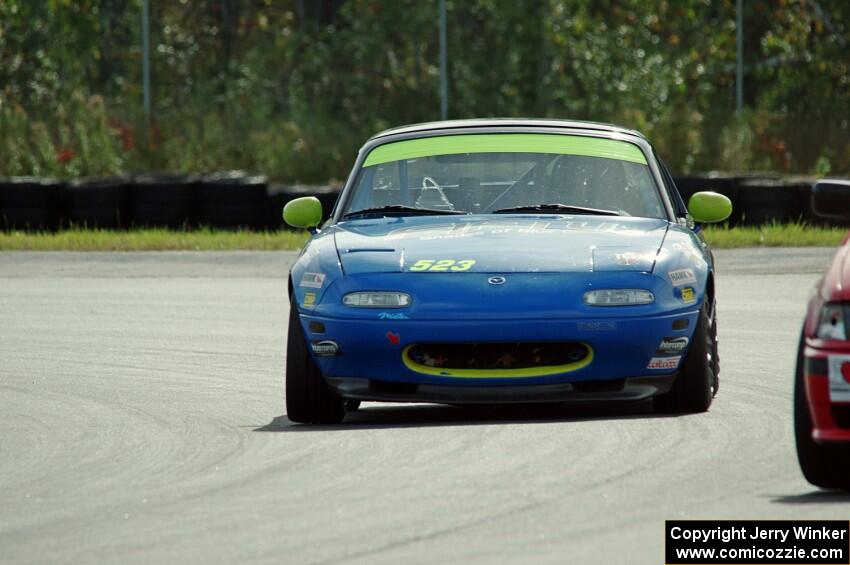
[333,215,669,274]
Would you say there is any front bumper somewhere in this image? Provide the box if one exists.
[301,309,698,392]
[803,342,850,443]
[327,374,675,404]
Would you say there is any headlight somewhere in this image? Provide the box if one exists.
[583,289,654,306]
[343,291,411,308]
[817,303,846,340]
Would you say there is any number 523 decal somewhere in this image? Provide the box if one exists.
[409,259,476,272]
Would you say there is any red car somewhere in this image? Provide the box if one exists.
[796,179,850,489]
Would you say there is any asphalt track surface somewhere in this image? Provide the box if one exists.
[2,247,849,564]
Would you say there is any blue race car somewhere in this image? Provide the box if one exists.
[282,119,732,424]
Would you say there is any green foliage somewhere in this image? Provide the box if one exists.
[0,0,848,180]
[0,93,126,178]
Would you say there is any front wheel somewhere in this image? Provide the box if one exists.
[794,330,850,489]
[653,301,715,414]
[285,298,345,424]
[345,400,361,412]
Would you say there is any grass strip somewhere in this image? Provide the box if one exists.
[0,228,311,251]
[702,223,847,248]
[0,223,846,251]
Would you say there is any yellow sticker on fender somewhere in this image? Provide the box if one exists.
[680,287,696,304]
[303,292,316,306]
[409,259,476,272]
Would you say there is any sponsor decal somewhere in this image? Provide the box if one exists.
[657,336,689,355]
[827,354,850,402]
[384,220,643,241]
[668,268,696,287]
[300,272,326,288]
[680,286,696,304]
[577,321,617,331]
[647,356,682,370]
[378,312,409,320]
[591,247,655,272]
[615,252,641,266]
[386,331,401,345]
[303,292,316,306]
[672,241,707,266]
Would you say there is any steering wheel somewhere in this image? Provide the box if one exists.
[416,176,454,210]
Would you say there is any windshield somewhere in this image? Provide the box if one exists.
[343,133,665,219]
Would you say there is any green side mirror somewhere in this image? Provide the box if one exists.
[283,196,323,229]
[688,191,732,223]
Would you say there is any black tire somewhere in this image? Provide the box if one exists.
[345,400,361,412]
[285,298,345,424]
[65,177,129,229]
[653,301,714,414]
[708,302,720,396]
[0,177,62,231]
[130,173,197,229]
[794,330,850,489]
[197,171,269,230]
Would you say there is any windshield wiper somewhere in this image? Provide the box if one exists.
[342,205,468,220]
[492,203,620,216]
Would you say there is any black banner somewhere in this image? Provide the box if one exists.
[666,520,849,564]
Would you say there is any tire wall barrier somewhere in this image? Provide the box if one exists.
[0,177,63,231]
[0,171,846,231]
[672,172,840,227]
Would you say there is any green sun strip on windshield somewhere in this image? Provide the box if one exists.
[362,133,648,167]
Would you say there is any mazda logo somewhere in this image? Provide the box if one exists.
[488,276,506,285]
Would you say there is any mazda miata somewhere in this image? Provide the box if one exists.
[283,119,732,424]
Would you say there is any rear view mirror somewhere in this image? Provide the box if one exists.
[283,196,323,229]
[688,191,732,223]
[812,180,850,220]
